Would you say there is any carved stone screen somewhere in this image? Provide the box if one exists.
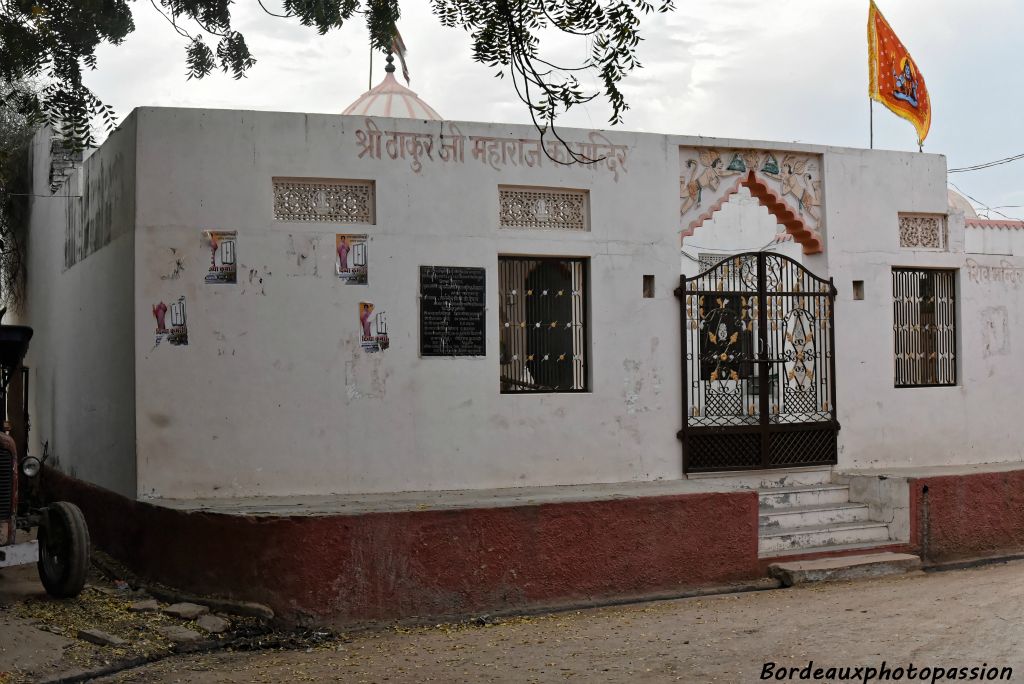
[272,178,375,224]
[898,214,946,250]
[499,187,588,231]
[419,266,487,357]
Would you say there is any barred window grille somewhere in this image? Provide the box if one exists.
[499,187,589,231]
[273,178,375,223]
[499,256,588,393]
[893,268,957,387]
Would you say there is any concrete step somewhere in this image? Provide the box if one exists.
[758,520,891,554]
[768,553,921,586]
[687,466,833,491]
[758,484,850,510]
[759,539,902,559]
[759,502,871,532]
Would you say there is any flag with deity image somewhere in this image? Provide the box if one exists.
[868,0,931,146]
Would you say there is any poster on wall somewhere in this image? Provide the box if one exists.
[359,302,390,353]
[203,230,237,284]
[336,233,368,284]
[419,266,486,357]
[152,296,189,347]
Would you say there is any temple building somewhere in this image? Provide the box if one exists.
[16,62,1024,625]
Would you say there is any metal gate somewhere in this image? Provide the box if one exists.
[675,252,838,472]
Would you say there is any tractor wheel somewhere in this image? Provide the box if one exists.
[37,501,90,598]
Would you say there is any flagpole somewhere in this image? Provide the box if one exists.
[369,45,373,90]
[869,99,874,150]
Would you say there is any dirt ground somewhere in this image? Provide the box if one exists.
[0,562,268,683]
[0,565,72,680]
[4,559,1024,683]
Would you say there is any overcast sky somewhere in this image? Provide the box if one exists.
[85,0,1023,218]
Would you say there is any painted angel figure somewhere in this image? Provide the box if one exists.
[680,149,739,216]
[779,156,822,223]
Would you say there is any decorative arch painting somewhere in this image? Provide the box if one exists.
[679,147,825,254]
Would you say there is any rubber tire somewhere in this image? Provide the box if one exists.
[37,501,90,599]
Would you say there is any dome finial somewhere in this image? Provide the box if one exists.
[342,46,441,120]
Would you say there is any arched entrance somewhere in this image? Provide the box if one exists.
[675,252,838,472]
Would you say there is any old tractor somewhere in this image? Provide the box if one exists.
[0,325,90,597]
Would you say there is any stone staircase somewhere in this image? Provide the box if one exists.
[757,475,895,558]
[689,465,906,560]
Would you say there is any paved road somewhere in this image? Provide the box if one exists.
[94,560,1024,684]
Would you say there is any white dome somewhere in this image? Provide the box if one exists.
[342,72,441,121]
[947,189,978,218]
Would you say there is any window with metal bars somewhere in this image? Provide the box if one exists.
[892,268,957,387]
[498,256,588,393]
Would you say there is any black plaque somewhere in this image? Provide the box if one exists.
[420,266,486,357]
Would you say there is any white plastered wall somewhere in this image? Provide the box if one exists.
[964,225,1024,256]
[132,108,687,499]
[824,148,1024,469]
[21,118,137,497]
[28,104,1020,500]
[680,186,804,277]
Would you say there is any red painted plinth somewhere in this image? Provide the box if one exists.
[912,470,1024,563]
[45,470,761,626]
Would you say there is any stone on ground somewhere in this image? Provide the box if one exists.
[129,599,160,612]
[196,614,230,634]
[163,602,209,619]
[77,628,127,647]
[768,552,921,587]
[157,625,203,644]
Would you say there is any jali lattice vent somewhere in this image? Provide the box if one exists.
[273,178,375,224]
[899,214,946,250]
[499,187,588,231]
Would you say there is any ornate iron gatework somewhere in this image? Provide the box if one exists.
[675,253,838,472]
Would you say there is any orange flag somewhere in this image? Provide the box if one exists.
[391,27,410,84]
[868,0,931,146]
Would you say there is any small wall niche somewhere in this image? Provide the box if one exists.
[643,275,655,298]
[852,280,865,301]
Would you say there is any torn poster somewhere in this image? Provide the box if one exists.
[359,301,389,353]
[336,234,368,284]
[204,230,237,284]
[153,296,189,347]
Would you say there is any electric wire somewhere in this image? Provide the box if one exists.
[948,181,1022,222]
[681,235,788,264]
[948,152,1024,174]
